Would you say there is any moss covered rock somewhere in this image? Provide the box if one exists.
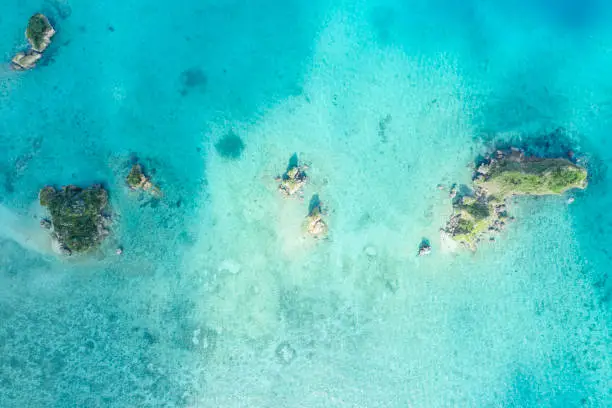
[443,148,587,250]
[11,13,55,70]
[126,164,161,197]
[39,184,110,255]
[26,13,55,53]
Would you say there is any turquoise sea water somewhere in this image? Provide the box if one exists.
[0,0,610,406]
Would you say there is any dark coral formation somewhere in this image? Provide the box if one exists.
[179,67,207,96]
[443,147,587,250]
[39,184,111,255]
[215,131,245,159]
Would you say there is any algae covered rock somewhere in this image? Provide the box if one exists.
[126,164,161,197]
[26,13,55,53]
[277,155,308,197]
[443,148,587,250]
[39,184,111,255]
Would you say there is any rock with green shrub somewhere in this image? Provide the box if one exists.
[39,184,111,255]
[443,148,587,250]
[26,13,55,52]
[11,13,55,70]
[126,164,161,197]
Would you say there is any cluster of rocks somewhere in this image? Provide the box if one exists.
[11,14,55,71]
[37,160,164,256]
[442,147,588,250]
[276,155,328,239]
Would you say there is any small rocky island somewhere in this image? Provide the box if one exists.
[11,13,55,70]
[304,195,328,239]
[126,164,161,197]
[276,155,308,197]
[443,148,588,250]
[39,184,111,255]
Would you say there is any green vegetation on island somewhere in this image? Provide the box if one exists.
[443,148,587,250]
[26,13,55,52]
[475,157,587,197]
[11,13,55,70]
[126,164,162,197]
[39,184,111,255]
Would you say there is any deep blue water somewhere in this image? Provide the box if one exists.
[0,1,610,407]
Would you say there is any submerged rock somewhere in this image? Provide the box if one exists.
[39,184,111,255]
[275,342,297,365]
[39,218,52,229]
[418,240,431,256]
[126,164,161,197]
[277,156,308,197]
[26,13,55,53]
[11,13,55,70]
[443,148,588,250]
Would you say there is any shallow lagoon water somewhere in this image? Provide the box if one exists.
[0,1,610,407]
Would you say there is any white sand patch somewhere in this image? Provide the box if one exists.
[0,204,53,255]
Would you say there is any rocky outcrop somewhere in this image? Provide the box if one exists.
[11,13,55,70]
[126,164,161,197]
[26,13,55,52]
[11,51,42,70]
[418,240,431,256]
[304,198,328,239]
[443,148,587,250]
[276,157,308,197]
[39,184,111,255]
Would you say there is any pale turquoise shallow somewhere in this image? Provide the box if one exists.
[0,1,610,407]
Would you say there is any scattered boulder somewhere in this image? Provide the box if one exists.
[126,164,161,197]
[277,156,308,197]
[304,196,328,239]
[39,184,111,255]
